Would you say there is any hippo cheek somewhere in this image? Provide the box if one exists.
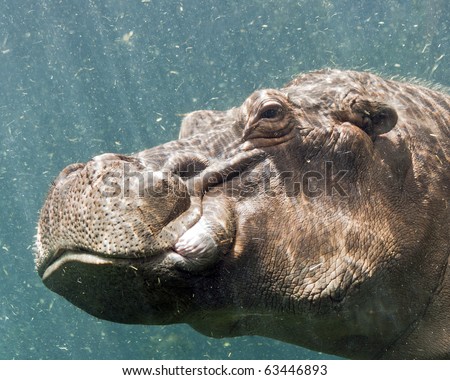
[41,251,193,324]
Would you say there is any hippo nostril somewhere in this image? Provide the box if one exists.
[53,163,85,185]
[162,153,209,180]
[176,160,208,179]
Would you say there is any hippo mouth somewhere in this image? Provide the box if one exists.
[40,249,116,280]
[40,246,207,282]
[40,249,145,281]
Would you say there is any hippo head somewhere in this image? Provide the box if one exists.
[35,70,450,359]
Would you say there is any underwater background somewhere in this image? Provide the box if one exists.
[0,0,448,359]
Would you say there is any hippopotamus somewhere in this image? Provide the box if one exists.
[35,69,449,359]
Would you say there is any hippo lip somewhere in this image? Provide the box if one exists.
[39,248,210,281]
[40,248,168,280]
[40,250,116,281]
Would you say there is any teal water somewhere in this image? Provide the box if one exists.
[0,0,448,359]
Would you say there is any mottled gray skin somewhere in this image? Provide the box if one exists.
[35,70,449,359]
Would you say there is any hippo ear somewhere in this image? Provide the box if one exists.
[338,99,398,140]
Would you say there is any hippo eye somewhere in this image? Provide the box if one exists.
[259,105,283,120]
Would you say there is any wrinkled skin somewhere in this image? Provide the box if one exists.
[35,70,449,359]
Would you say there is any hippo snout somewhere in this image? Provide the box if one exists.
[35,153,195,277]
